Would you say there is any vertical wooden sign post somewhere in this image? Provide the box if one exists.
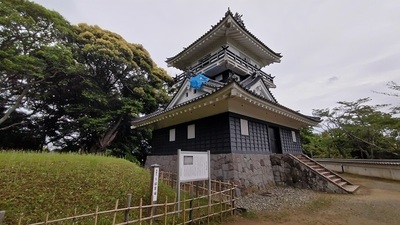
[150,164,160,225]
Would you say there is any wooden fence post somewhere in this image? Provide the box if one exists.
[164,196,168,225]
[231,182,235,215]
[189,199,193,225]
[112,199,119,225]
[139,198,143,225]
[172,194,177,225]
[0,211,5,225]
[94,206,99,225]
[45,213,49,225]
[219,181,222,222]
[182,195,186,224]
[72,208,77,225]
[18,214,22,225]
[125,193,132,222]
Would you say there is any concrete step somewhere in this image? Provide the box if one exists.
[342,184,360,193]
[298,158,309,162]
[326,174,336,179]
[310,165,321,169]
[331,178,342,183]
[291,154,359,194]
[321,171,331,176]
[315,168,327,172]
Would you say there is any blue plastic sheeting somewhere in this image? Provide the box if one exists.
[189,74,209,89]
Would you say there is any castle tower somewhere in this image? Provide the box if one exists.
[132,10,319,194]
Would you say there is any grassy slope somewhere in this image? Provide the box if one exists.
[0,152,175,224]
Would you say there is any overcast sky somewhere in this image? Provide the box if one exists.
[33,0,400,115]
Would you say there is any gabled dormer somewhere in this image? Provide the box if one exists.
[166,9,282,89]
[166,78,224,110]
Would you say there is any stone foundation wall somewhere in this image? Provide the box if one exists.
[145,153,276,196]
[231,153,275,195]
[270,154,347,194]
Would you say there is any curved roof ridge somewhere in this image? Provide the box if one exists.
[166,9,282,65]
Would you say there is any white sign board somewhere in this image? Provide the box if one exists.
[178,150,210,182]
[177,150,211,215]
[152,167,159,201]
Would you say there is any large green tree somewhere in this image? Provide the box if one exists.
[59,23,172,153]
[0,0,79,149]
[0,0,74,126]
[0,0,173,157]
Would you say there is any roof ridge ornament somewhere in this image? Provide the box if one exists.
[226,7,231,16]
[234,12,245,28]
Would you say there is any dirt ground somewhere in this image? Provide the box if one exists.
[221,174,400,225]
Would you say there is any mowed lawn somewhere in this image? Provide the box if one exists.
[0,151,175,224]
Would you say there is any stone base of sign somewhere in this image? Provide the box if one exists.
[145,153,275,196]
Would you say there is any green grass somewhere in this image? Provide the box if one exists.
[0,151,176,224]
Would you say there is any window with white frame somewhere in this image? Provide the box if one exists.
[291,131,297,142]
[187,124,195,139]
[169,128,176,142]
[240,119,249,136]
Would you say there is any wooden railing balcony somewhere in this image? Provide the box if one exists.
[173,48,275,84]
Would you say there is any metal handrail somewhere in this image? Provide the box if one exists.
[173,48,274,84]
[315,158,400,166]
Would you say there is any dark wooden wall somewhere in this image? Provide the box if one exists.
[280,128,302,154]
[151,113,231,155]
[150,112,302,155]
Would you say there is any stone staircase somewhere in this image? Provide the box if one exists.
[290,154,359,193]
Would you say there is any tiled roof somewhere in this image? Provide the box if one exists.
[165,9,282,64]
[240,74,278,103]
[132,82,218,123]
[238,80,319,122]
[132,77,320,124]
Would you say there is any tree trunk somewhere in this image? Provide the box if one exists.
[0,86,29,126]
[358,147,370,159]
[89,117,123,153]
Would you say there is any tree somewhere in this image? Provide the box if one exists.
[56,23,173,153]
[375,81,400,114]
[0,1,172,159]
[300,127,344,158]
[0,0,74,130]
[313,98,400,159]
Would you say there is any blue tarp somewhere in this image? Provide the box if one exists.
[189,74,209,89]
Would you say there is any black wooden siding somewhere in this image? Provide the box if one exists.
[151,113,231,155]
[229,116,270,153]
[150,112,302,155]
[280,128,302,154]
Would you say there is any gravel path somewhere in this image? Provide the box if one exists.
[235,187,319,212]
